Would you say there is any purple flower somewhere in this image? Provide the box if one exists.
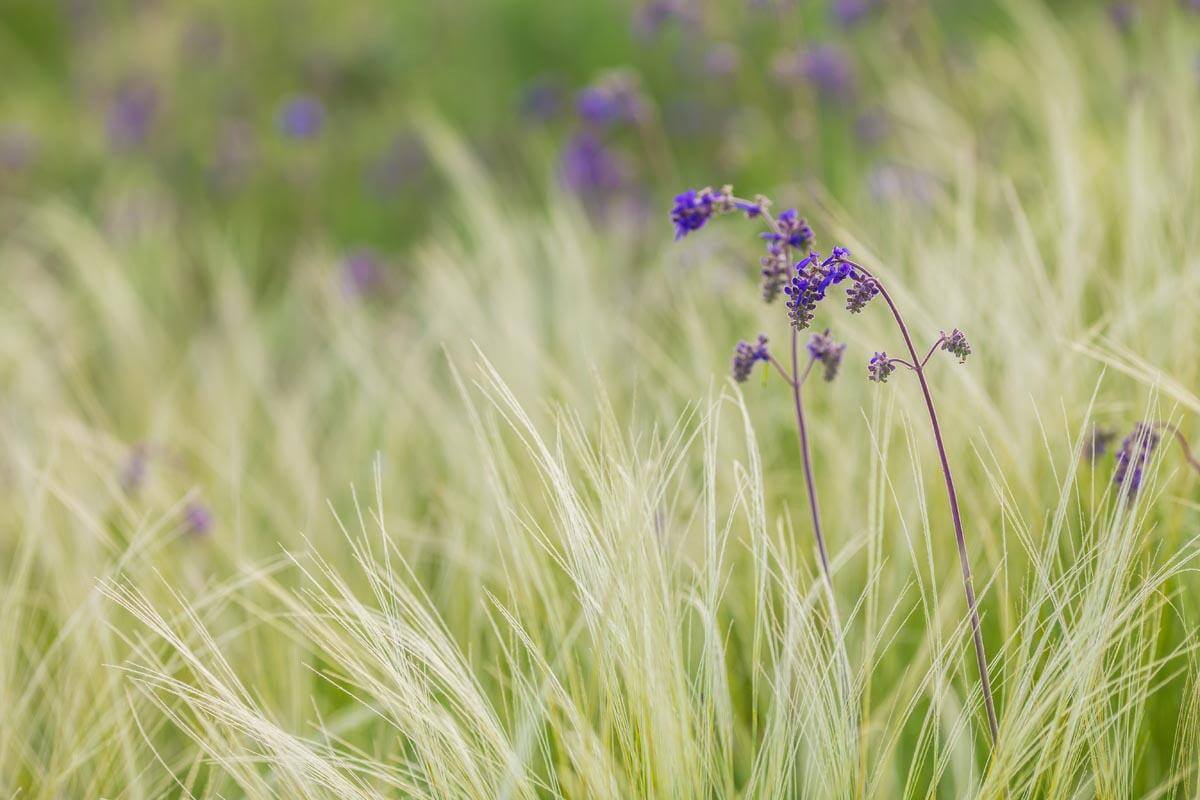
[775,45,855,101]
[782,247,857,329]
[772,209,815,250]
[760,244,789,302]
[868,352,895,383]
[576,73,646,128]
[560,132,625,194]
[1114,422,1161,497]
[732,335,770,382]
[845,272,878,313]
[277,95,324,139]
[941,328,971,363]
[633,0,697,38]
[1082,425,1117,463]
[831,0,878,26]
[341,250,383,297]
[183,502,214,536]
[106,80,159,150]
[807,330,846,381]
[671,189,715,239]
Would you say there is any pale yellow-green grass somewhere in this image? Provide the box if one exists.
[3,4,1200,797]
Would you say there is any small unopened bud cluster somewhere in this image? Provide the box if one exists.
[868,352,895,383]
[941,329,971,363]
[732,335,770,382]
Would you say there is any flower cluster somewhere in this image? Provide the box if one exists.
[783,247,866,330]
[941,328,971,363]
[576,72,646,128]
[1113,422,1161,497]
[732,335,770,382]
[807,330,846,381]
[670,185,763,240]
[845,273,878,313]
[867,352,895,382]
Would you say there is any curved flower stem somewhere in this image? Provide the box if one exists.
[791,330,835,587]
[790,328,853,692]
[920,334,947,369]
[855,263,1000,746]
[767,354,797,386]
[1162,424,1200,475]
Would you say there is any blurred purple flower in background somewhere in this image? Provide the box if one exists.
[183,501,214,536]
[1108,2,1135,31]
[520,76,566,122]
[705,43,741,78]
[560,131,624,194]
[774,45,855,101]
[277,95,324,139]
[576,73,646,128]
[633,0,697,39]
[831,0,878,26]
[106,79,159,150]
[120,444,150,495]
[340,250,384,297]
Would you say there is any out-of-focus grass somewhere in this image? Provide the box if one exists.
[3,1,1200,797]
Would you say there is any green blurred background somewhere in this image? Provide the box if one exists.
[3,0,1138,288]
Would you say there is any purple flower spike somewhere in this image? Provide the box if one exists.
[184,502,214,536]
[845,273,878,313]
[277,95,324,139]
[941,328,971,363]
[783,252,827,330]
[1114,422,1161,497]
[868,352,895,383]
[732,335,770,382]
[807,330,847,381]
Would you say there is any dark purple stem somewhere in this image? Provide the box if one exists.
[859,265,1000,745]
[791,328,835,586]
